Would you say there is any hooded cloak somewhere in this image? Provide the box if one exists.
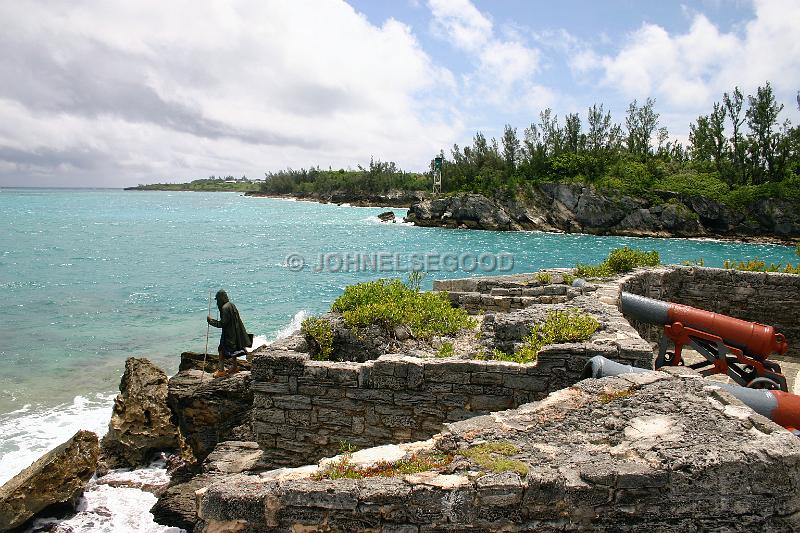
[209,290,252,351]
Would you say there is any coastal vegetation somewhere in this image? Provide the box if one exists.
[331,276,476,340]
[481,309,600,364]
[575,246,661,278]
[312,451,453,480]
[460,441,528,476]
[253,82,800,208]
[301,316,334,361]
[127,175,259,192]
[722,259,800,274]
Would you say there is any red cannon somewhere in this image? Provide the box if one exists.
[620,292,790,391]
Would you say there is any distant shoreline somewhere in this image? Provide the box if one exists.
[121,187,798,246]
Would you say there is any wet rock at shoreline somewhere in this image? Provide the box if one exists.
[151,440,263,531]
[99,357,179,471]
[377,211,396,223]
[167,370,254,462]
[0,430,99,531]
[405,185,800,242]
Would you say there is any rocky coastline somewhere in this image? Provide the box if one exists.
[3,265,800,531]
[134,183,800,244]
[405,184,800,245]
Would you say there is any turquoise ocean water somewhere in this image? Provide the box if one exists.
[0,188,797,483]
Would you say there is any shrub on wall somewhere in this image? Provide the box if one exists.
[301,316,334,361]
[331,277,476,340]
[488,309,600,364]
[576,246,660,278]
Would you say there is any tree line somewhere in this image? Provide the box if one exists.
[260,82,799,206]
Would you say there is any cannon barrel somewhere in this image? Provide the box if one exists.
[620,292,788,358]
[582,356,800,431]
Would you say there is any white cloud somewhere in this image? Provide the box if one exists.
[581,0,800,112]
[427,0,546,113]
[0,1,461,186]
[428,0,493,52]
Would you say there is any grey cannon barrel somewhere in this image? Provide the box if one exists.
[619,292,670,325]
[581,355,786,430]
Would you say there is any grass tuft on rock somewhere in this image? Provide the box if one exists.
[301,316,334,361]
[575,246,660,278]
[331,277,476,340]
[460,441,528,476]
[723,258,800,275]
[482,309,599,364]
[313,452,453,480]
[598,387,636,404]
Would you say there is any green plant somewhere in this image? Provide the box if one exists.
[301,316,334,360]
[515,309,599,363]
[461,441,528,476]
[331,278,476,339]
[598,387,636,404]
[562,273,576,286]
[313,452,453,480]
[478,310,599,364]
[723,259,800,275]
[605,247,660,272]
[535,272,552,284]
[575,246,660,279]
[406,271,426,292]
[338,441,358,454]
[681,258,705,266]
[436,342,455,358]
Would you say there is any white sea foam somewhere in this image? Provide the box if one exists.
[0,310,310,531]
[0,393,115,485]
[272,309,309,341]
[29,462,182,533]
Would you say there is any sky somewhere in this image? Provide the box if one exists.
[0,0,798,187]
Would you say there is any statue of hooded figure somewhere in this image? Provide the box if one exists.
[207,289,253,377]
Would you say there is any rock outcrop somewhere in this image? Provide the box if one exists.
[377,211,396,222]
[178,351,252,373]
[99,357,179,470]
[167,370,254,462]
[405,184,800,241]
[151,440,263,531]
[0,430,99,531]
[197,370,800,532]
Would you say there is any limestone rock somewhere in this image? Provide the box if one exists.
[198,374,800,531]
[0,430,99,531]
[151,441,263,531]
[100,357,179,470]
[377,211,396,222]
[403,185,800,240]
[168,370,254,462]
[179,351,252,373]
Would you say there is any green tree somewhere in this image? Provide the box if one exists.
[586,103,611,153]
[746,82,784,183]
[723,87,746,184]
[564,113,582,153]
[709,102,727,175]
[625,98,659,157]
[501,125,520,174]
[689,115,713,162]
